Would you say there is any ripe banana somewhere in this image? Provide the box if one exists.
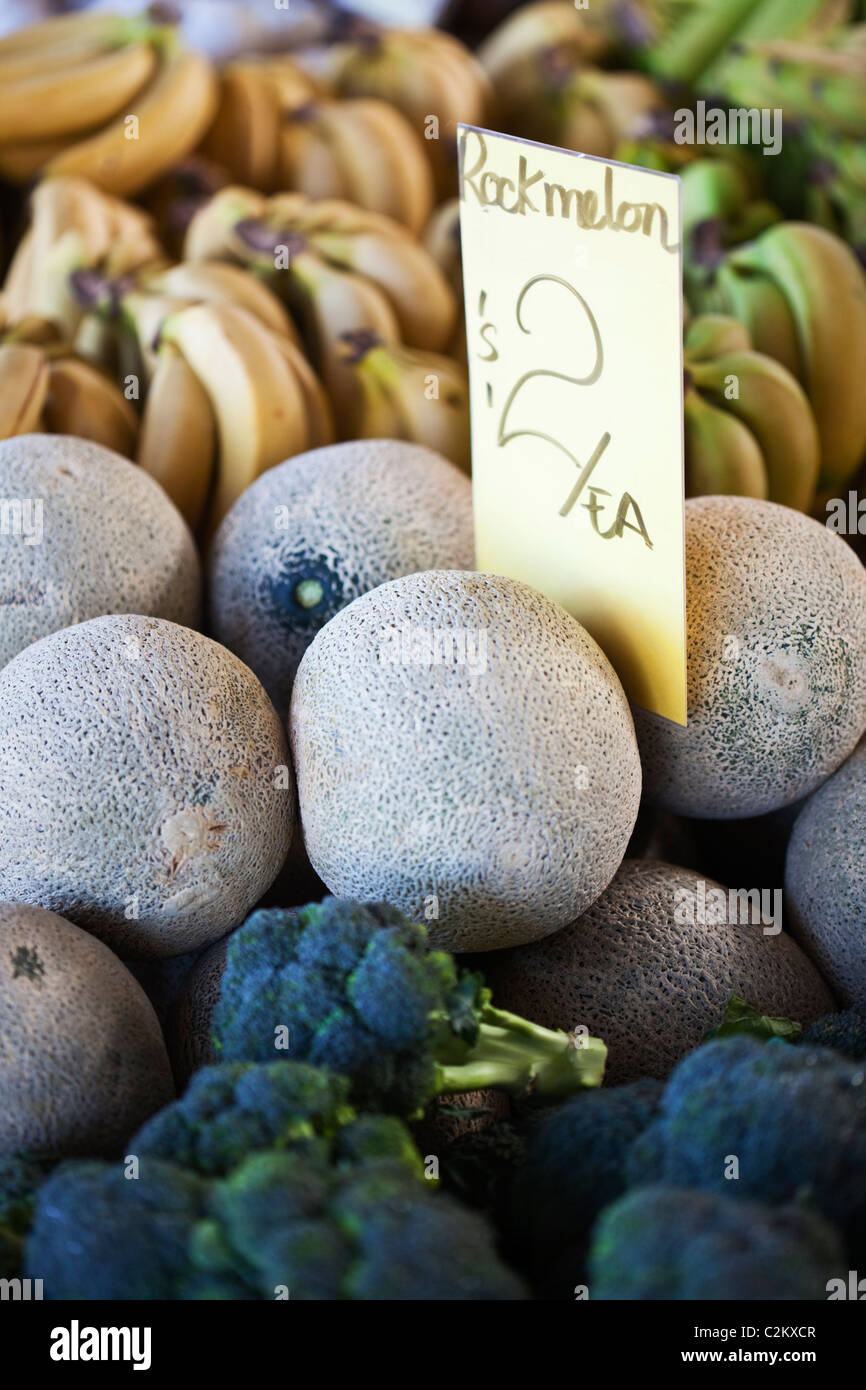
[162,302,309,533]
[304,98,434,236]
[268,334,335,450]
[137,343,216,531]
[687,349,820,511]
[184,186,268,264]
[684,389,768,499]
[730,221,866,488]
[44,45,219,198]
[0,343,48,438]
[201,61,282,193]
[478,0,612,86]
[278,119,345,203]
[142,262,297,343]
[0,38,157,143]
[324,26,492,198]
[346,334,471,473]
[287,249,400,437]
[42,356,138,457]
[307,218,456,352]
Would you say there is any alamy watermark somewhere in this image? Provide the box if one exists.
[0,497,43,545]
[674,100,782,156]
[378,623,488,676]
[674,880,782,935]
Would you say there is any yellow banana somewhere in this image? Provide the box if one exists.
[688,350,820,511]
[42,356,139,457]
[119,291,193,387]
[307,220,456,352]
[278,119,346,202]
[0,343,49,438]
[142,262,297,343]
[477,0,610,84]
[0,134,76,182]
[162,302,309,533]
[308,98,433,235]
[45,46,219,198]
[685,314,753,362]
[350,336,471,472]
[288,250,400,436]
[0,39,157,143]
[137,343,216,530]
[730,222,866,488]
[202,61,280,193]
[268,333,335,450]
[423,198,462,288]
[183,186,268,263]
[684,389,768,499]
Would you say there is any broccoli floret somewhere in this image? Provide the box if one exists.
[588,1186,845,1300]
[132,1061,355,1176]
[25,1084,524,1299]
[0,1154,54,1278]
[26,1159,208,1299]
[505,1080,664,1298]
[800,999,866,1061]
[626,1037,866,1253]
[213,898,606,1115]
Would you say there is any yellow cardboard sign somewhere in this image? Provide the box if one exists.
[458,126,687,726]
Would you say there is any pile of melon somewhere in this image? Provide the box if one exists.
[1,431,865,1168]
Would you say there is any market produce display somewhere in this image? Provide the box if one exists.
[1,0,866,1309]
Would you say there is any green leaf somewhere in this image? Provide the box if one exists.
[704,995,802,1044]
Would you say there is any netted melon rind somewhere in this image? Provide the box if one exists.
[0,615,294,957]
[290,570,642,952]
[634,495,866,819]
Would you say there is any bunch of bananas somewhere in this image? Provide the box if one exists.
[0,313,137,454]
[680,157,782,303]
[0,10,218,196]
[696,221,866,493]
[184,188,459,440]
[683,313,820,510]
[643,0,854,85]
[296,24,491,199]
[201,57,434,234]
[338,330,470,473]
[0,177,162,343]
[477,2,671,160]
[67,258,326,535]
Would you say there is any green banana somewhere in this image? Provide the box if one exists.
[688,349,820,510]
[701,0,854,85]
[713,260,805,381]
[643,0,763,83]
[684,312,751,360]
[684,388,768,498]
[730,221,866,488]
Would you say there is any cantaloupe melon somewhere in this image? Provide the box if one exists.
[786,740,866,1005]
[635,496,866,818]
[0,434,200,668]
[208,439,475,720]
[0,901,173,1157]
[290,571,642,951]
[484,860,833,1084]
[0,615,294,957]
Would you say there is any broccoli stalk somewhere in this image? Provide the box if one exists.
[431,989,606,1101]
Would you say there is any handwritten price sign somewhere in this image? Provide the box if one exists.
[458,126,687,726]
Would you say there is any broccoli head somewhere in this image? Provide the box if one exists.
[800,998,866,1061]
[506,1079,664,1298]
[626,1037,866,1253]
[212,898,606,1115]
[194,1151,525,1300]
[588,1186,845,1300]
[132,1061,356,1176]
[26,1159,208,1300]
[26,1144,525,1300]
